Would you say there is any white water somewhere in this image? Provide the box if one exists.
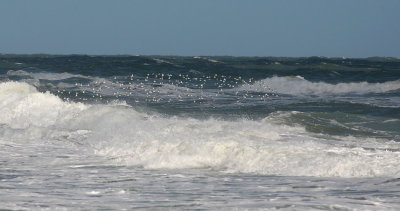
[1,81,400,178]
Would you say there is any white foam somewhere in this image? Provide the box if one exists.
[193,56,221,63]
[152,58,175,65]
[92,115,400,177]
[0,81,87,129]
[240,76,400,95]
[1,81,400,178]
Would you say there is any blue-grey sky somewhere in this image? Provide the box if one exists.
[1,0,399,57]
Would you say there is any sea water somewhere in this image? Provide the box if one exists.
[1,55,400,210]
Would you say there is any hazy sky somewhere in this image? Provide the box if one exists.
[1,0,399,57]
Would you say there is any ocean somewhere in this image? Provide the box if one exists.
[1,55,399,210]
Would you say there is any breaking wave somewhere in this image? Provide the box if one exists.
[1,81,400,178]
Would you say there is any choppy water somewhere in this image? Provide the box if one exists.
[1,55,400,210]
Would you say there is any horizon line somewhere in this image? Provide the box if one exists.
[1,53,399,60]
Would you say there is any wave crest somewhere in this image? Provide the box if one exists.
[240,76,400,95]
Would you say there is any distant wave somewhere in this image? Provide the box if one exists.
[239,76,400,95]
[7,70,90,81]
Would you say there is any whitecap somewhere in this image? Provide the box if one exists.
[239,76,400,95]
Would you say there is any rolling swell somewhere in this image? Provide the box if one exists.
[2,55,400,82]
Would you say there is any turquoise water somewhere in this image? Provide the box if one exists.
[1,55,400,210]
